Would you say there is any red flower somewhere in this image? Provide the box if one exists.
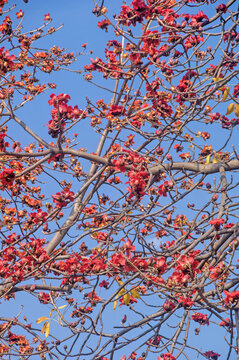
[38,292,50,304]
[110,253,126,268]
[209,218,224,230]
[126,169,149,199]
[163,300,176,312]
[97,19,110,32]
[48,93,71,106]
[216,4,227,13]
[203,350,221,359]
[223,222,235,229]
[146,335,161,346]
[52,188,75,208]
[44,13,51,21]
[0,47,15,73]
[192,312,209,325]
[122,239,135,258]
[113,155,126,172]
[108,105,125,116]
[16,9,24,19]
[184,35,204,51]
[224,290,239,307]
[178,296,194,308]
[209,261,227,280]
[99,280,109,288]
[0,168,15,186]
[119,294,137,306]
[0,133,9,151]
[219,317,231,328]
[29,209,48,224]
[158,354,176,360]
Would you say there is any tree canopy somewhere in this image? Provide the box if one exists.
[0,0,238,359]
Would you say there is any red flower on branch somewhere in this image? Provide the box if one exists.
[209,218,225,230]
[97,19,111,32]
[0,168,15,187]
[192,312,209,325]
[224,290,239,307]
[203,350,221,359]
[52,188,75,208]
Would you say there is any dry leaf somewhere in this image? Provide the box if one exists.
[205,155,211,164]
[36,316,48,324]
[226,103,234,115]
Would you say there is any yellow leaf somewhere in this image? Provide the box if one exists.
[130,289,141,299]
[45,322,50,338]
[41,322,47,334]
[234,104,239,117]
[49,309,55,318]
[113,299,117,310]
[222,87,230,102]
[226,103,235,115]
[123,293,131,305]
[205,155,211,164]
[212,77,223,82]
[118,288,126,296]
[58,305,67,310]
[36,316,48,324]
[212,156,219,164]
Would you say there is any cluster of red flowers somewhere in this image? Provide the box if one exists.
[113,150,150,199]
[0,47,15,73]
[175,70,197,104]
[178,295,194,308]
[224,290,239,307]
[168,251,200,286]
[146,335,161,346]
[0,237,49,284]
[0,168,15,187]
[192,312,209,325]
[157,353,176,360]
[209,218,225,230]
[219,317,231,329]
[47,93,83,138]
[28,209,48,224]
[209,261,227,280]
[163,299,176,312]
[38,292,51,304]
[203,350,221,360]
[52,188,75,208]
[97,19,110,32]
[0,132,9,152]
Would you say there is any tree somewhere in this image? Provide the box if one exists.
[0,0,238,359]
